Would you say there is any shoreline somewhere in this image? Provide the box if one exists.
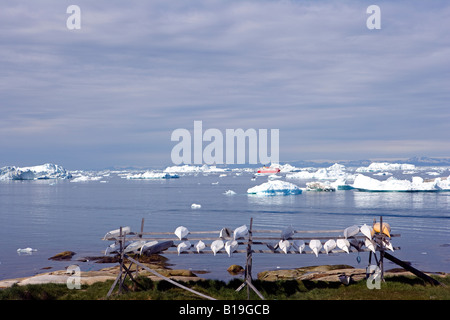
[1,262,447,289]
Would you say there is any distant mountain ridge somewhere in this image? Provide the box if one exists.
[286,156,450,168]
[101,156,450,171]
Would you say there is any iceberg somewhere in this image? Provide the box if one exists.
[164,164,228,173]
[17,247,37,254]
[247,180,302,195]
[286,163,350,180]
[306,181,336,192]
[352,174,450,192]
[269,163,300,172]
[126,171,179,179]
[356,162,415,173]
[70,175,103,182]
[0,163,72,180]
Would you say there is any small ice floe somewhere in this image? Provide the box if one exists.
[306,181,336,192]
[224,190,236,195]
[191,203,202,209]
[374,172,392,176]
[17,248,37,255]
[126,171,179,179]
[71,175,102,183]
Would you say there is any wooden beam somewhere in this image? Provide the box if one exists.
[125,255,217,300]
[383,252,445,286]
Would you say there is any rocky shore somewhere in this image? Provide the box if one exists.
[1,263,445,289]
[1,252,446,289]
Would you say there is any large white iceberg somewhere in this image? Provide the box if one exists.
[356,162,415,173]
[126,171,179,179]
[164,164,228,173]
[269,163,299,172]
[70,175,103,182]
[0,163,72,180]
[286,163,350,180]
[352,174,450,192]
[247,180,302,195]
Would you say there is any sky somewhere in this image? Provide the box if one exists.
[1,0,449,170]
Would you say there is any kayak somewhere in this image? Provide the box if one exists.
[174,226,189,240]
[343,225,359,239]
[373,222,391,237]
[324,239,336,254]
[309,239,322,257]
[225,240,238,257]
[177,241,191,255]
[195,240,206,253]
[292,240,306,253]
[233,225,248,240]
[211,239,225,256]
[278,239,291,254]
[141,240,174,256]
[360,224,375,239]
[103,226,131,240]
[336,238,350,253]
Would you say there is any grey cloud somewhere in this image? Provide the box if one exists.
[0,0,449,168]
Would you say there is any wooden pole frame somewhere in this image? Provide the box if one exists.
[104,216,443,299]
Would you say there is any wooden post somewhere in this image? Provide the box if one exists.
[379,216,384,282]
[246,218,253,299]
[118,226,124,293]
[140,218,145,238]
[136,218,145,278]
[236,218,264,300]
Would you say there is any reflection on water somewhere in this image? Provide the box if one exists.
[247,194,298,206]
[353,191,450,214]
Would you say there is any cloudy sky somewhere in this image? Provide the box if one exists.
[1,0,449,169]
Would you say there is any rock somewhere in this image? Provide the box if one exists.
[227,264,244,275]
[257,265,359,282]
[48,251,76,261]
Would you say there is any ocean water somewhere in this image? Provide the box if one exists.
[0,169,449,282]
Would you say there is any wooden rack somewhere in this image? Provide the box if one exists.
[102,216,442,299]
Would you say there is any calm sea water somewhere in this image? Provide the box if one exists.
[1,169,449,282]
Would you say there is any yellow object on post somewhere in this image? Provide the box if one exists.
[373,222,391,237]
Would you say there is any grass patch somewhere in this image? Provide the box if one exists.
[1,275,449,300]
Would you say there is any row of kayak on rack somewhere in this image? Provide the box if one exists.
[102,222,393,257]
